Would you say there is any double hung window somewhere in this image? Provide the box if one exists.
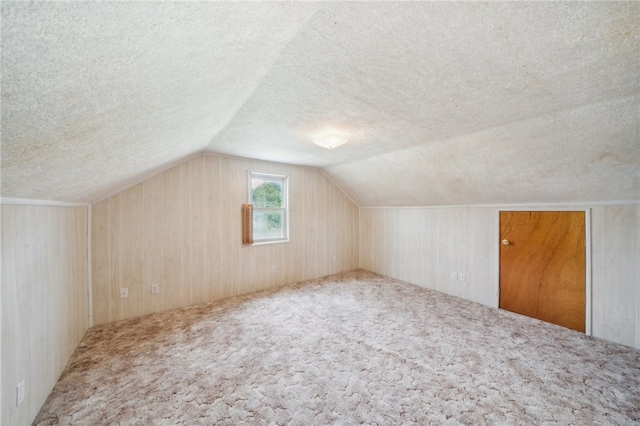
[248,172,289,244]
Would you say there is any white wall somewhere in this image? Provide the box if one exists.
[360,203,640,349]
[1,204,89,425]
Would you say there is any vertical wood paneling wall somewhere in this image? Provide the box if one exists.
[1,205,89,426]
[360,204,640,349]
[91,154,359,325]
[591,204,639,347]
[360,207,498,307]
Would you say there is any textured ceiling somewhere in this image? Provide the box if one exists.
[1,2,638,205]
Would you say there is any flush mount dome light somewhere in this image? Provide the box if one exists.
[313,134,348,150]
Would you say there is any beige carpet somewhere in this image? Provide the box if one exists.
[35,270,639,425]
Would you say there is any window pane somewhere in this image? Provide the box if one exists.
[253,210,284,240]
[251,180,282,208]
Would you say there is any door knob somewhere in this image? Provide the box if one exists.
[501,239,510,245]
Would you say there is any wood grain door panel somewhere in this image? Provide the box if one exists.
[499,211,586,332]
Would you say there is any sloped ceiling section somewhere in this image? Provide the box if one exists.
[1,2,320,202]
[1,2,638,205]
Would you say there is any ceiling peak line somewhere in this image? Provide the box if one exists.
[203,4,324,151]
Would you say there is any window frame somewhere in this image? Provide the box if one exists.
[247,171,290,245]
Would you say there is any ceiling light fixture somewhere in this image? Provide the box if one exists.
[313,134,348,150]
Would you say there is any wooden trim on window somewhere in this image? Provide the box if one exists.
[242,203,254,245]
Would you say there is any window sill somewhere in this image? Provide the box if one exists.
[251,239,290,247]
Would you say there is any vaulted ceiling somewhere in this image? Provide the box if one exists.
[2,2,638,205]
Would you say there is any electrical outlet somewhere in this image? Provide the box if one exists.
[120,288,128,298]
[459,273,466,282]
[271,265,276,274]
[16,379,25,407]
[451,272,458,281]
[151,284,159,294]
[332,255,336,262]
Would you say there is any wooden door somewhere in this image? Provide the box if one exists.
[499,211,586,332]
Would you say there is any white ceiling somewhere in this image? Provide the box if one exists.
[1,2,638,205]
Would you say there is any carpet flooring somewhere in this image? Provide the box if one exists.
[34,270,640,425]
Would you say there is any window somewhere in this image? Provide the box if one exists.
[248,172,289,244]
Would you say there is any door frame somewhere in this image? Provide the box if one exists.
[496,207,592,335]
